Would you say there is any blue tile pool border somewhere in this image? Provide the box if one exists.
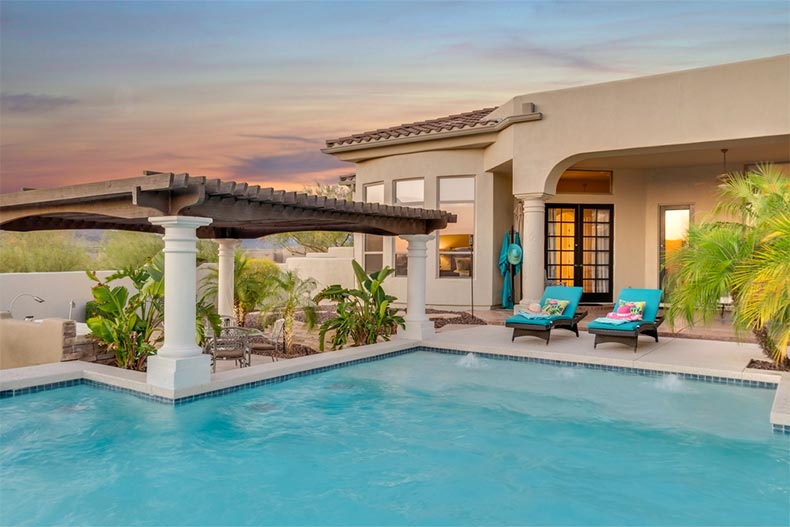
[1,345,786,433]
[423,346,779,389]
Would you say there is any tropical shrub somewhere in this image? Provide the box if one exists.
[0,231,91,272]
[87,253,221,370]
[315,261,404,351]
[259,270,318,354]
[202,251,281,325]
[95,231,164,270]
[86,261,163,370]
[667,164,790,365]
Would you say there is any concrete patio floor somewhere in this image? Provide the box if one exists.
[213,353,275,373]
[469,307,756,343]
[429,324,773,380]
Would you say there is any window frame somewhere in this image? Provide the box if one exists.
[436,175,476,279]
[393,178,425,276]
[362,182,385,274]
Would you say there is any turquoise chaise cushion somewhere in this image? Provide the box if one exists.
[506,286,583,326]
[587,320,642,332]
[587,288,663,332]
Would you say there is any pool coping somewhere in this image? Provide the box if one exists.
[2,336,789,432]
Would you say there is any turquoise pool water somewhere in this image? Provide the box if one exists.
[1,351,788,526]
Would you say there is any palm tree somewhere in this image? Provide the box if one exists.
[259,270,318,354]
[668,164,790,365]
[202,251,279,325]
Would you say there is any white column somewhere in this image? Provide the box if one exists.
[398,234,435,340]
[216,239,240,320]
[516,193,551,311]
[147,215,213,391]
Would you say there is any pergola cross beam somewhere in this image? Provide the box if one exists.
[0,172,455,237]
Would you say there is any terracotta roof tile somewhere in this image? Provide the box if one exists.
[326,107,499,147]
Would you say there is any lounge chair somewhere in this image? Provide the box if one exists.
[505,286,587,344]
[587,288,664,351]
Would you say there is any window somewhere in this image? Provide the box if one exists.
[363,183,384,273]
[393,179,425,276]
[556,169,612,194]
[438,176,475,278]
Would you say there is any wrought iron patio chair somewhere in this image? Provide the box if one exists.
[207,326,251,372]
[250,318,285,361]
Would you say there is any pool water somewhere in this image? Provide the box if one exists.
[1,351,788,526]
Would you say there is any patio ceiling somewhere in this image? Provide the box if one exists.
[0,171,456,238]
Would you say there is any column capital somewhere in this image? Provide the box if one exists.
[398,233,436,244]
[215,238,240,245]
[215,238,241,256]
[514,192,553,203]
[148,215,213,229]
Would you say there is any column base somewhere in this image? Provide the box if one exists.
[399,319,435,341]
[146,353,211,390]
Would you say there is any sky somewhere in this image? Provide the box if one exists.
[1,0,788,194]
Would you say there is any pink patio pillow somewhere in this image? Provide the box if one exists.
[541,298,570,316]
[606,300,646,321]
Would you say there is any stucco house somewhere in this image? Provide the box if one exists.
[322,55,790,312]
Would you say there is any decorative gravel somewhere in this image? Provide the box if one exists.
[746,359,790,372]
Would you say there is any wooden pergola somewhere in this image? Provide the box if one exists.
[0,171,455,237]
[0,171,454,393]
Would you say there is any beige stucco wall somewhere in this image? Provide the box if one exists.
[546,164,735,294]
[492,171,516,305]
[326,55,789,308]
[0,271,135,321]
[499,55,789,193]
[642,164,724,288]
[354,150,507,309]
[546,169,648,295]
[0,317,66,370]
[284,247,356,292]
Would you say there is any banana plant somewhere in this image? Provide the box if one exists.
[86,253,221,370]
[86,269,159,371]
[315,261,404,351]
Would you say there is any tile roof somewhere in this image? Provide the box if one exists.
[325,107,499,148]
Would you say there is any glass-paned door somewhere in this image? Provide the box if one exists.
[546,204,614,302]
[659,205,692,293]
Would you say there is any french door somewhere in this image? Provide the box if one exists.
[545,204,614,303]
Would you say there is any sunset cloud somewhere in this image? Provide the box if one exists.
[0,1,787,194]
[0,93,78,114]
[230,150,352,180]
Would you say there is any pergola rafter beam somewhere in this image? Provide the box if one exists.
[0,171,456,238]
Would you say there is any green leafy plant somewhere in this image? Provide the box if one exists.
[87,253,221,370]
[95,231,164,270]
[201,251,280,325]
[259,270,318,354]
[0,231,91,272]
[86,262,163,370]
[315,261,404,351]
[668,164,790,365]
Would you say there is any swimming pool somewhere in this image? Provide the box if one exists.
[1,350,787,525]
